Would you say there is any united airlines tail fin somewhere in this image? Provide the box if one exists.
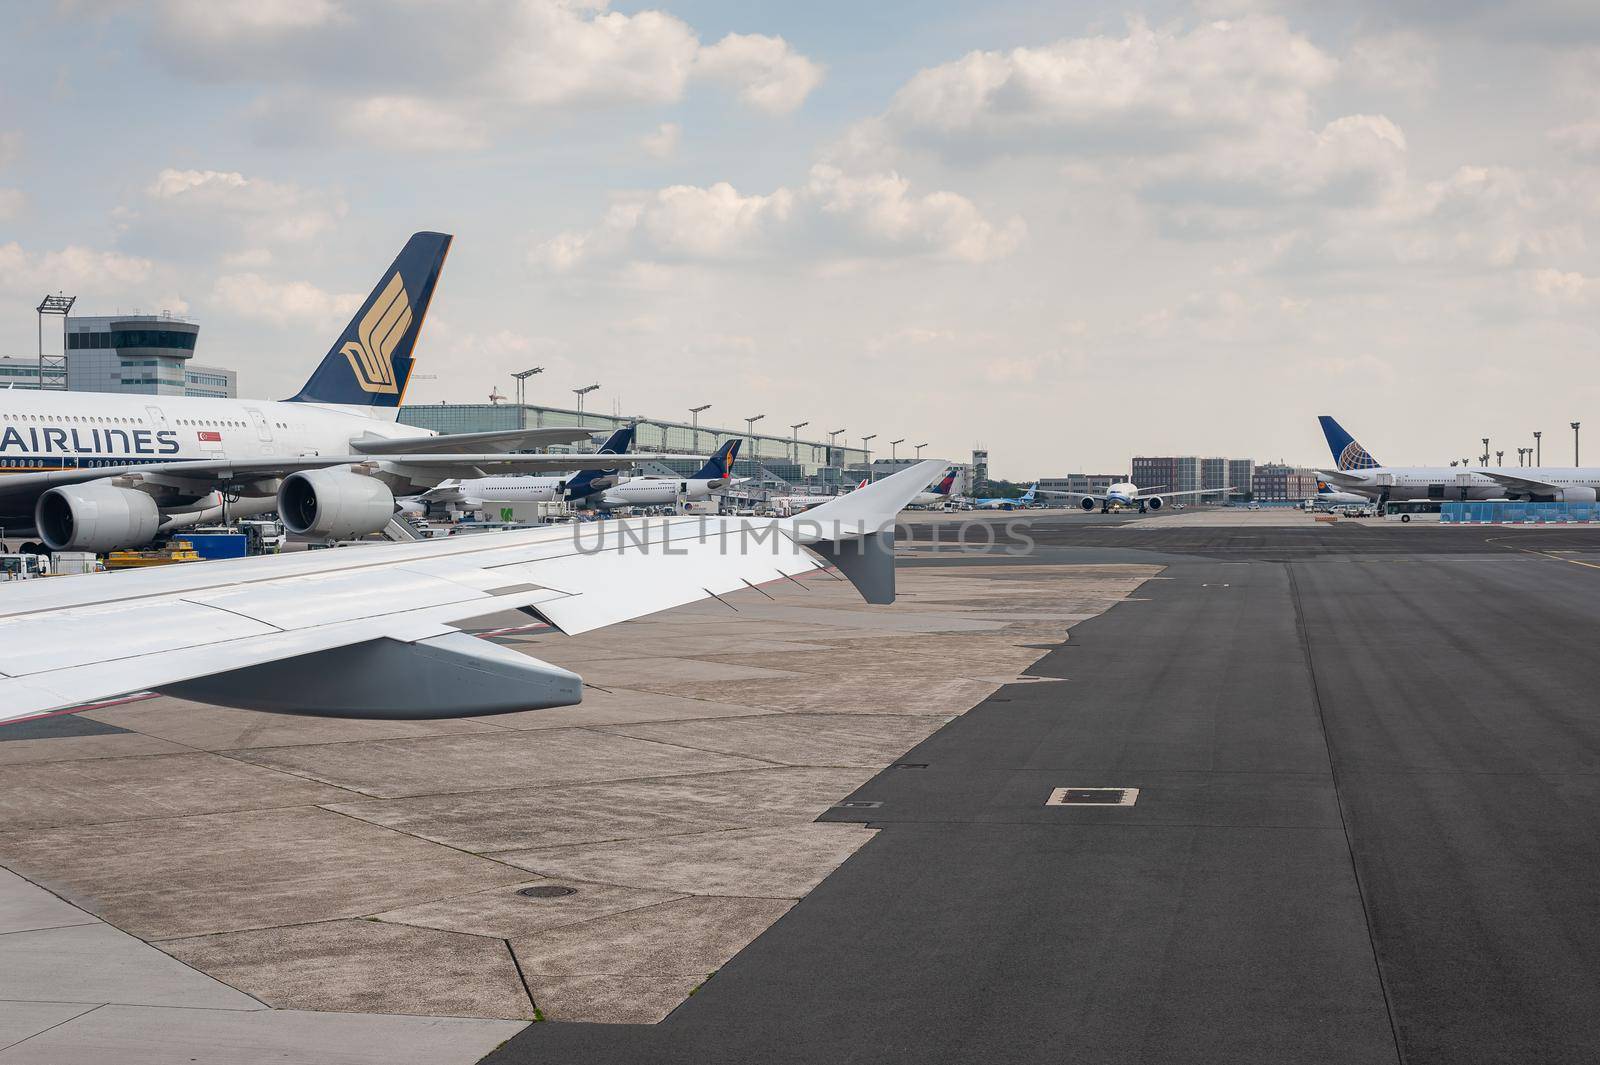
[1319,415,1380,471]
[287,232,452,413]
[565,425,635,498]
[693,439,741,480]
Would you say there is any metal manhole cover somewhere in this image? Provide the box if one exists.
[518,885,578,898]
[1046,787,1139,807]
[894,762,928,769]
[834,800,883,809]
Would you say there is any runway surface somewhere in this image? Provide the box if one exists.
[488,514,1600,1064]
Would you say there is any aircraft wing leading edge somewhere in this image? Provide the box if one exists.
[0,459,949,724]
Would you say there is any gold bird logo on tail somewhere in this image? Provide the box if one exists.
[342,272,411,394]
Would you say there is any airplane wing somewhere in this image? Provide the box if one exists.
[1135,486,1236,500]
[1033,488,1093,502]
[1316,469,1369,487]
[0,459,948,724]
[351,427,594,454]
[1478,471,1563,496]
[0,453,705,502]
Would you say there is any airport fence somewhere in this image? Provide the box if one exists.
[1441,502,1600,524]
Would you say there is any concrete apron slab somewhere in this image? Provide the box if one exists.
[0,563,1159,1033]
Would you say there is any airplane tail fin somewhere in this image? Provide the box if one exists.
[1020,482,1038,504]
[286,232,451,414]
[1319,415,1380,471]
[565,424,635,498]
[693,439,741,480]
[933,468,957,496]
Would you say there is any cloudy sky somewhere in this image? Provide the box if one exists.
[4,0,1600,475]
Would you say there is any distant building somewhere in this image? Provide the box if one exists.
[1039,473,1125,498]
[971,449,989,490]
[1252,462,1319,502]
[1132,455,1254,501]
[2,313,236,398]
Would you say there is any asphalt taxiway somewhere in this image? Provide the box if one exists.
[488,511,1600,1065]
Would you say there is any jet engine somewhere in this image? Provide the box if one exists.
[36,483,161,552]
[1562,486,1598,503]
[1080,497,1097,512]
[1146,496,1164,511]
[278,469,395,539]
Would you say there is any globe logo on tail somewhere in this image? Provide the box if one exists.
[1338,441,1378,471]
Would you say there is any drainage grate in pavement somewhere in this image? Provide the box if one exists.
[834,800,883,809]
[518,885,578,898]
[894,763,929,769]
[1046,787,1139,807]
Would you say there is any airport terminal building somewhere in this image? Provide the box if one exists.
[399,402,872,489]
[1,313,237,398]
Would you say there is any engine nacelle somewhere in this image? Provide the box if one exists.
[1080,497,1097,512]
[1146,496,1164,511]
[278,469,395,539]
[36,483,161,552]
[1562,486,1598,503]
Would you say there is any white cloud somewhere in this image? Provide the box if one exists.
[695,33,824,115]
[0,242,155,294]
[535,164,1022,270]
[1345,32,1438,95]
[100,1,821,151]
[209,273,361,327]
[146,168,346,243]
[641,121,681,159]
[1550,120,1600,161]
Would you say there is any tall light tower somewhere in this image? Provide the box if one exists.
[1534,431,1542,465]
[861,434,877,465]
[688,404,712,450]
[1495,450,1503,466]
[744,414,765,464]
[789,421,809,463]
[915,442,928,458]
[1573,422,1582,465]
[512,367,543,431]
[1481,438,1490,466]
[572,383,600,426]
[37,294,75,391]
[889,437,905,461]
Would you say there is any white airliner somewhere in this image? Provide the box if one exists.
[771,478,868,515]
[0,233,692,551]
[0,459,948,724]
[1318,416,1600,503]
[419,438,743,512]
[1039,481,1235,513]
[907,468,958,508]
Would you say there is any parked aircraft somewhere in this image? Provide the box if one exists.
[591,439,743,509]
[772,478,868,515]
[967,483,1038,510]
[0,460,949,724]
[1318,416,1600,502]
[412,425,641,511]
[0,233,688,551]
[907,468,958,508]
[1039,481,1232,513]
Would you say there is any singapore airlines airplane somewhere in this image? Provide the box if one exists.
[0,233,686,551]
[0,459,948,724]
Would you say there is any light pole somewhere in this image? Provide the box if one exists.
[915,442,928,458]
[889,438,905,461]
[1574,422,1582,465]
[512,367,543,431]
[744,414,765,464]
[688,404,711,451]
[572,383,600,426]
[862,434,877,465]
[1495,450,1503,466]
[790,421,809,464]
[1534,431,1542,465]
[1482,438,1490,466]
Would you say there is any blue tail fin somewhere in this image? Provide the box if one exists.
[1019,482,1038,504]
[693,439,741,479]
[1319,415,1380,470]
[565,424,635,498]
[286,232,451,410]
[932,468,957,496]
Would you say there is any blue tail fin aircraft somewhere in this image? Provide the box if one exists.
[1318,415,1382,471]
[287,231,452,413]
[564,424,636,500]
[692,439,742,480]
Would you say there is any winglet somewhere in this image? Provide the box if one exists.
[787,459,946,604]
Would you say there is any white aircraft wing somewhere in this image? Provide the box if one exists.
[351,427,594,454]
[0,453,705,502]
[1135,485,1236,499]
[0,459,947,725]
[1478,471,1564,496]
[1033,488,1092,502]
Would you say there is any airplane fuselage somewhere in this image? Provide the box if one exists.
[1330,467,1600,502]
